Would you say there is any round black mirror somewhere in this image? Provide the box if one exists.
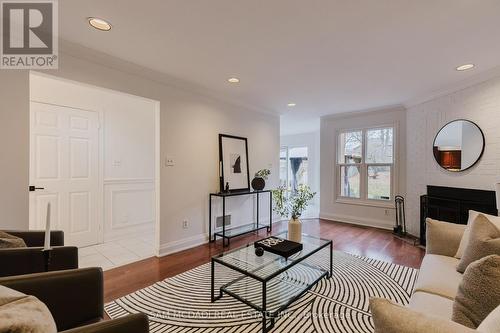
[433,120,484,172]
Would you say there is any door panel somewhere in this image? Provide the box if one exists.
[69,191,90,233]
[30,102,100,247]
[35,135,61,179]
[70,138,90,178]
[33,193,60,230]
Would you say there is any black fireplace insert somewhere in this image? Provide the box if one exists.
[420,185,497,245]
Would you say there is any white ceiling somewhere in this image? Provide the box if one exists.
[59,0,500,118]
[280,114,320,136]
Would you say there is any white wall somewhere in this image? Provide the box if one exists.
[406,76,500,237]
[320,107,407,230]
[30,73,157,242]
[0,71,29,230]
[280,131,320,218]
[0,48,279,255]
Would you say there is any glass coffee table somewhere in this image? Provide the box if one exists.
[211,232,332,332]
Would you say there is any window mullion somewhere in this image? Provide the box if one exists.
[362,129,367,200]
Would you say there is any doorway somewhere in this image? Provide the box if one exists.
[29,72,160,270]
[280,146,309,191]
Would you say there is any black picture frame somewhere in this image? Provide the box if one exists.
[219,134,250,192]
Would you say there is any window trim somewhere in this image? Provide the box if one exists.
[335,124,397,208]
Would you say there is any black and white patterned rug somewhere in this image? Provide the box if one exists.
[105,251,418,333]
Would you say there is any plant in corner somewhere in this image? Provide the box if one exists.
[272,184,316,243]
[251,168,271,191]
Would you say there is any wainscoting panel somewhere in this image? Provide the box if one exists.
[104,179,155,242]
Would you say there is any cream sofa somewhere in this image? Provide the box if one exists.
[407,220,467,320]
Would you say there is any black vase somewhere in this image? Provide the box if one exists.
[251,177,265,191]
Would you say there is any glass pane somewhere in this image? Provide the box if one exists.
[368,166,391,200]
[279,147,288,187]
[338,131,363,164]
[366,128,393,163]
[339,166,360,198]
[288,147,308,192]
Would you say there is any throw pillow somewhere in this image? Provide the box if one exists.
[456,214,500,273]
[455,211,500,259]
[453,255,500,328]
[477,304,500,333]
[426,218,466,257]
[370,298,476,333]
[0,231,27,248]
[0,285,57,333]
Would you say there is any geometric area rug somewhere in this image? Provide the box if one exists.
[105,251,419,333]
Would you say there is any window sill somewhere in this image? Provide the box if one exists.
[335,198,395,209]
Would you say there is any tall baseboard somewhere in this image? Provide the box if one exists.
[320,212,393,230]
[158,234,208,257]
[157,218,278,257]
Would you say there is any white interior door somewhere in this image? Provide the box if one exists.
[29,102,100,247]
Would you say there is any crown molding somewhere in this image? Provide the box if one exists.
[58,39,279,117]
[320,104,405,121]
[404,65,500,108]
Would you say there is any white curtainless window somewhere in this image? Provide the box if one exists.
[337,127,394,202]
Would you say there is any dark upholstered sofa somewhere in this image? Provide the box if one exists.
[0,230,78,277]
[0,267,149,333]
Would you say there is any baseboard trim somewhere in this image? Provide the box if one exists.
[158,233,208,257]
[319,212,393,231]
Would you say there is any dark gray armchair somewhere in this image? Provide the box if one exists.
[0,230,78,277]
[0,268,149,333]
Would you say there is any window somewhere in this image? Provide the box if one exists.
[337,127,394,202]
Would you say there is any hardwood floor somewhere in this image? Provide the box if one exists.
[103,219,424,303]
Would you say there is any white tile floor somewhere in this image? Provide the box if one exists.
[79,234,155,271]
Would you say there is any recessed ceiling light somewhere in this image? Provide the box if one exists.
[456,63,475,71]
[88,17,112,31]
[287,103,296,107]
[227,77,240,83]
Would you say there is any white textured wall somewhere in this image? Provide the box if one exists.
[406,76,500,237]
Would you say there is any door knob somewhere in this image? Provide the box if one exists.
[29,186,45,192]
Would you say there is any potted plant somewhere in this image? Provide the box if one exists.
[272,184,316,243]
[252,169,271,191]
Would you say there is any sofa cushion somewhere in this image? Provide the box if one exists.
[0,285,57,333]
[477,304,500,333]
[457,214,500,273]
[409,291,454,319]
[426,218,466,257]
[0,231,27,248]
[455,211,500,259]
[370,298,476,333]
[413,254,462,300]
[453,255,500,329]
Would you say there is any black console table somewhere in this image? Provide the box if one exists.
[209,190,272,247]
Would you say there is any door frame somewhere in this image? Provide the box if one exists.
[28,100,105,244]
[29,72,161,255]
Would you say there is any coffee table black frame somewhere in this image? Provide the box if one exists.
[210,232,333,332]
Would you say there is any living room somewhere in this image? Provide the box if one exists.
[1,1,499,332]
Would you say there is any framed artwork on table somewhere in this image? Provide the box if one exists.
[219,134,250,192]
